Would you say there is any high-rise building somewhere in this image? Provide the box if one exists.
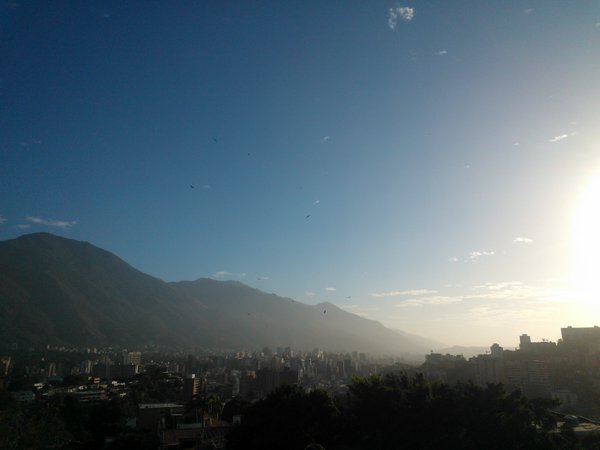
[183,374,201,402]
[561,326,600,346]
[519,334,532,350]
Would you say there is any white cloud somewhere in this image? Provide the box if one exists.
[434,50,447,56]
[513,142,520,146]
[448,256,459,263]
[16,224,30,229]
[321,136,330,144]
[305,292,315,297]
[473,281,524,292]
[212,271,230,278]
[596,22,600,28]
[324,287,336,292]
[523,8,534,15]
[388,6,414,30]
[212,271,246,279]
[0,215,6,225]
[371,289,437,298]
[466,281,561,303]
[202,184,211,190]
[513,237,533,243]
[313,199,321,205]
[26,216,76,229]
[549,134,568,143]
[468,251,494,261]
[396,295,461,308]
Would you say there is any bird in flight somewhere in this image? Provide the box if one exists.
[213,138,218,143]
[190,185,195,189]
[323,309,327,314]
[305,214,311,219]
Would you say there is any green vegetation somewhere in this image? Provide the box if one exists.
[226,374,596,450]
[3,373,600,449]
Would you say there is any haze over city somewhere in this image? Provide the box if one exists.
[2,1,600,346]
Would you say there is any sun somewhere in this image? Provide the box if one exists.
[571,172,600,311]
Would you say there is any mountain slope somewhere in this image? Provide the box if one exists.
[0,233,205,347]
[170,279,431,354]
[0,233,433,355]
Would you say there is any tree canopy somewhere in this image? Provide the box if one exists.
[226,374,573,450]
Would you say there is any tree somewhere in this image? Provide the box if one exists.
[226,384,340,450]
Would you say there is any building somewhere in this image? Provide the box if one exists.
[183,374,201,402]
[137,403,185,431]
[561,326,600,347]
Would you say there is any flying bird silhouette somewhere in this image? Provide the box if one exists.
[323,309,327,314]
[305,214,311,219]
[190,185,195,189]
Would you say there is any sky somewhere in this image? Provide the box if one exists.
[2,1,600,347]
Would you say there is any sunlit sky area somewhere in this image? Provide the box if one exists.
[2,1,600,347]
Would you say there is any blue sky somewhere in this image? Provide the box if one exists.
[2,1,600,346]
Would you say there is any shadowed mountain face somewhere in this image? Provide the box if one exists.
[0,233,437,355]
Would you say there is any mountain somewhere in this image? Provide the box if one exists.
[0,233,433,356]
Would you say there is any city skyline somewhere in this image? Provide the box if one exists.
[2,1,600,346]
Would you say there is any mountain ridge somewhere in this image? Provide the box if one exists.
[0,233,435,356]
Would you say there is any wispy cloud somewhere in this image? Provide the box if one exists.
[0,215,6,225]
[313,199,321,205]
[371,289,437,298]
[388,6,414,30]
[201,184,211,190]
[19,138,42,147]
[513,237,533,244]
[16,224,30,229]
[26,216,76,229]
[211,271,246,279]
[523,8,534,15]
[324,287,336,292]
[212,271,231,278]
[396,295,461,308]
[596,22,600,28]
[256,276,269,281]
[321,136,330,144]
[448,256,459,263]
[468,251,495,261]
[305,292,315,297]
[434,50,447,56]
[549,134,568,143]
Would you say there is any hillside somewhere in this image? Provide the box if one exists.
[0,233,434,355]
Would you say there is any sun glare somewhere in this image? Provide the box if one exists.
[571,172,600,311]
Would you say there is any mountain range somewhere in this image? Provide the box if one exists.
[0,233,441,356]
